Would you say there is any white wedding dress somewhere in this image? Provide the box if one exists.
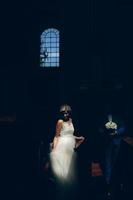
[50,121,77,183]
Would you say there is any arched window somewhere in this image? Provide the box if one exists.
[40,28,60,67]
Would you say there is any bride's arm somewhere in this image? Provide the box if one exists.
[52,120,63,149]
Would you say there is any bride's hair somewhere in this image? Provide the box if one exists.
[59,104,72,113]
[59,104,72,121]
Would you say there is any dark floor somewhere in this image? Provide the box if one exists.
[11,172,133,200]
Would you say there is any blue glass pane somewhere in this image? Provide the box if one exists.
[50,48,57,53]
[45,43,51,48]
[46,32,51,37]
[49,52,58,58]
[55,52,59,57]
[45,63,50,67]
[56,47,59,52]
[50,32,56,37]
[50,57,57,63]
[56,43,59,47]
[46,48,51,53]
[51,38,56,43]
[56,38,59,43]
[56,57,59,63]
[51,43,57,48]
[41,47,46,51]
[48,52,53,58]
[45,38,51,43]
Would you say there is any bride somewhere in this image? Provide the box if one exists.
[50,104,84,185]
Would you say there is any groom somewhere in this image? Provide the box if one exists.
[101,113,126,197]
[105,115,125,181]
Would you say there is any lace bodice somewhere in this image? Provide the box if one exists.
[60,121,74,137]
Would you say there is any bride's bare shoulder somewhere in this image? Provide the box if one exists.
[57,119,64,124]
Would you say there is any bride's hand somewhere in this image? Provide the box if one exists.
[79,136,85,140]
[75,136,85,148]
[75,136,85,141]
